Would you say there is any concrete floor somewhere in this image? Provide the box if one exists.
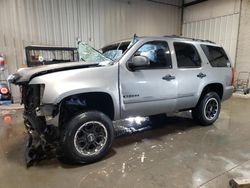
[1,98,250,188]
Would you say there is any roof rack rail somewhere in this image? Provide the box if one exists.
[164,35,215,44]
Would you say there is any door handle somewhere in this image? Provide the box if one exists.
[197,72,206,78]
[162,74,175,81]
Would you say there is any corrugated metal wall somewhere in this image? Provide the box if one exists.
[0,0,181,72]
[0,0,182,100]
[235,0,250,74]
[182,14,239,64]
[182,0,240,65]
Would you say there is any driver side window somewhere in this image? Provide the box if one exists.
[135,41,172,69]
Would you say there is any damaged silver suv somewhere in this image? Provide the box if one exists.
[9,36,234,165]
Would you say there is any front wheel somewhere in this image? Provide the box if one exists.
[60,111,114,164]
[192,92,221,126]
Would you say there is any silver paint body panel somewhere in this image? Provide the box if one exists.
[18,36,233,121]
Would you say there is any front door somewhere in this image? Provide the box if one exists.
[120,40,177,118]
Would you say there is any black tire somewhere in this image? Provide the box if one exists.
[60,111,114,164]
[243,89,249,95]
[192,92,221,126]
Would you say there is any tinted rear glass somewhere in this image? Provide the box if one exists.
[201,45,231,67]
[174,42,201,68]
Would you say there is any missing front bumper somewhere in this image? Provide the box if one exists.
[24,114,59,167]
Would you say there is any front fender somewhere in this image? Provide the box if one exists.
[29,65,120,119]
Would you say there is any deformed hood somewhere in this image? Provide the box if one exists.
[8,62,99,84]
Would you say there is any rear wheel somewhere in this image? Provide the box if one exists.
[192,92,221,126]
[60,111,114,164]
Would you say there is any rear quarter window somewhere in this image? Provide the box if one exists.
[201,45,231,67]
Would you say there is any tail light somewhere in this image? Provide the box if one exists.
[0,87,9,95]
[231,68,235,86]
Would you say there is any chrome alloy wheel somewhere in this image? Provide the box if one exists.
[74,121,108,156]
[204,98,219,121]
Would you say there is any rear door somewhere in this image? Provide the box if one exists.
[173,42,206,110]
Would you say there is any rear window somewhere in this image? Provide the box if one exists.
[174,42,201,68]
[201,45,231,67]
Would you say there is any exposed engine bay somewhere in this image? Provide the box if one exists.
[21,84,60,167]
[19,83,108,166]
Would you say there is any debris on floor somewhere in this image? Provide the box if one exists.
[140,152,145,163]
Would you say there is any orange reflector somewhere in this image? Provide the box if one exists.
[0,87,8,95]
[3,115,12,124]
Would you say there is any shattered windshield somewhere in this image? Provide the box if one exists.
[78,42,111,64]
[102,35,139,61]
[101,41,130,61]
[78,35,138,65]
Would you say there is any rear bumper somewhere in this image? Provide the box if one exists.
[222,86,234,101]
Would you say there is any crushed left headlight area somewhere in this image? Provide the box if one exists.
[20,84,60,167]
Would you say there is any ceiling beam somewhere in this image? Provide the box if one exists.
[183,0,208,7]
[147,0,182,8]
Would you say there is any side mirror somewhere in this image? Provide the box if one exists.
[128,56,150,70]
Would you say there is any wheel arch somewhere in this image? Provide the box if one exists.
[58,92,115,129]
[197,83,223,106]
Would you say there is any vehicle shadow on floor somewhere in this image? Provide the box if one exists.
[113,113,200,148]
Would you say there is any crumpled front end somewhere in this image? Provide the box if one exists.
[8,60,118,166]
[19,83,60,167]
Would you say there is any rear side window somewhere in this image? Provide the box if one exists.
[174,42,201,68]
[201,45,231,67]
